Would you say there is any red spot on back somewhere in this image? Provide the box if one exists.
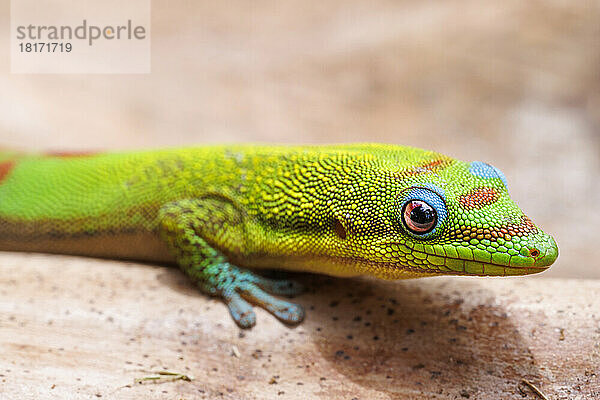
[45,150,99,158]
[459,187,500,209]
[0,160,16,183]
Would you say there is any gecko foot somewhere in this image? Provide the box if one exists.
[221,279,305,329]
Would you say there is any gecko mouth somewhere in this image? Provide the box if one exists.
[398,260,550,277]
[371,232,558,277]
[350,241,556,279]
[381,246,557,277]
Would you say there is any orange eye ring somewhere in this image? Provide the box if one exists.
[401,200,437,234]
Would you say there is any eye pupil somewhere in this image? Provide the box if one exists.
[402,200,437,234]
[411,205,435,225]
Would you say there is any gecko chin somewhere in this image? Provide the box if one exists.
[372,230,558,279]
[403,232,558,277]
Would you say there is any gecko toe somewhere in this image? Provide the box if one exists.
[255,277,304,296]
[273,303,305,325]
[238,282,305,326]
[224,292,257,329]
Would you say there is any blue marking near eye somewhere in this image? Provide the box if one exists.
[396,185,448,239]
[419,182,446,198]
[469,161,508,189]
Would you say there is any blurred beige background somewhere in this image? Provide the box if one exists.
[1,0,599,278]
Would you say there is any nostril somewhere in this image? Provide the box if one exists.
[529,248,540,257]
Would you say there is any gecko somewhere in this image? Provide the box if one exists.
[0,144,558,328]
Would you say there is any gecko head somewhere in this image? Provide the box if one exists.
[331,154,558,278]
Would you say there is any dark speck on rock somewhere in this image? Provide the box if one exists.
[430,371,442,379]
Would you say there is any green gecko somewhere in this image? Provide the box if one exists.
[0,144,558,328]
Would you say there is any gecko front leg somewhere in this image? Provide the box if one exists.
[158,198,304,328]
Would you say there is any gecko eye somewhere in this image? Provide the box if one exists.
[395,186,447,238]
[401,200,437,234]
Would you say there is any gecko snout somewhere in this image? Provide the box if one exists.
[529,234,558,268]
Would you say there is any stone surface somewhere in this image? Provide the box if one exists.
[1,252,598,399]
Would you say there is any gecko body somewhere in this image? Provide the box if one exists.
[0,144,558,327]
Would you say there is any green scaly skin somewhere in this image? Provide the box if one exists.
[0,144,558,328]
